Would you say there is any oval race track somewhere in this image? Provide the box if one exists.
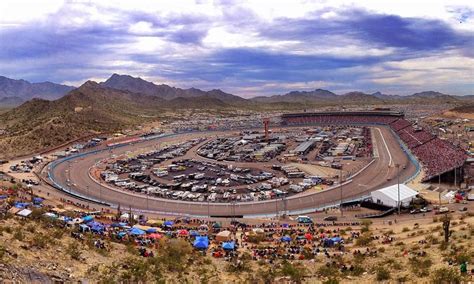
[45,126,418,217]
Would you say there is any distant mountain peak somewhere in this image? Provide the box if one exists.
[101,73,246,104]
[0,75,74,101]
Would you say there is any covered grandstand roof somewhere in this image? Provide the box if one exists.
[281,110,404,118]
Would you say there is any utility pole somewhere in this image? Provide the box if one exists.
[395,164,401,214]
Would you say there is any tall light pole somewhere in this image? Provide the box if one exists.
[395,164,400,214]
[340,167,343,217]
[275,194,279,220]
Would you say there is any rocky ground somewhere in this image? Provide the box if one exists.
[0,211,473,283]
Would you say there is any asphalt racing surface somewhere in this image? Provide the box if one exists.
[46,126,417,217]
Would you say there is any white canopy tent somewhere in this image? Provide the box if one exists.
[371,184,418,208]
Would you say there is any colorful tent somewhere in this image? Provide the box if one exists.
[148,233,163,239]
[222,241,235,250]
[88,221,105,232]
[129,227,146,236]
[216,230,232,242]
[193,236,209,250]
[281,235,292,242]
[164,220,174,227]
[82,215,94,222]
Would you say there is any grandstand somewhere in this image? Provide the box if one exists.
[280,111,467,183]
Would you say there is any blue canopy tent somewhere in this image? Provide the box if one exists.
[117,232,127,238]
[193,236,209,250]
[323,237,342,247]
[14,202,30,209]
[129,227,146,236]
[79,224,91,232]
[281,235,292,242]
[164,220,174,227]
[146,228,158,234]
[88,221,105,233]
[33,197,43,205]
[82,215,94,223]
[222,241,235,250]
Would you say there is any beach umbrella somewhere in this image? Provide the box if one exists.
[305,233,313,240]
[281,235,292,242]
[178,229,189,236]
[164,220,174,227]
[212,222,221,229]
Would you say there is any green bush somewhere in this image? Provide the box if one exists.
[67,242,82,260]
[375,267,391,281]
[409,257,432,277]
[13,229,24,241]
[279,260,307,283]
[355,232,373,246]
[431,267,463,284]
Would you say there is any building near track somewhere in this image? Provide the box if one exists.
[371,184,418,208]
[281,110,404,126]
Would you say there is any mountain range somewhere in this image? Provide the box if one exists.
[0,76,74,104]
[1,74,473,108]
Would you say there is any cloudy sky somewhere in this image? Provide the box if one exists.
[0,0,473,97]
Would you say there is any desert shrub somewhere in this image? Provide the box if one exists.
[119,257,151,282]
[277,261,306,283]
[318,265,340,278]
[67,242,82,260]
[156,238,193,272]
[375,267,391,281]
[431,267,463,284]
[26,224,36,233]
[355,232,373,246]
[0,245,6,260]
[360,220,372,233]
[349,265,365,276]
[52,228,65,239]
[2,225,13,234]
[30,233,53,248]
[13,229,24,241]
[226,252,252,273]
[409,257,432,277]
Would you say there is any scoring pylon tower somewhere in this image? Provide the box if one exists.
[263,118,270,142]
